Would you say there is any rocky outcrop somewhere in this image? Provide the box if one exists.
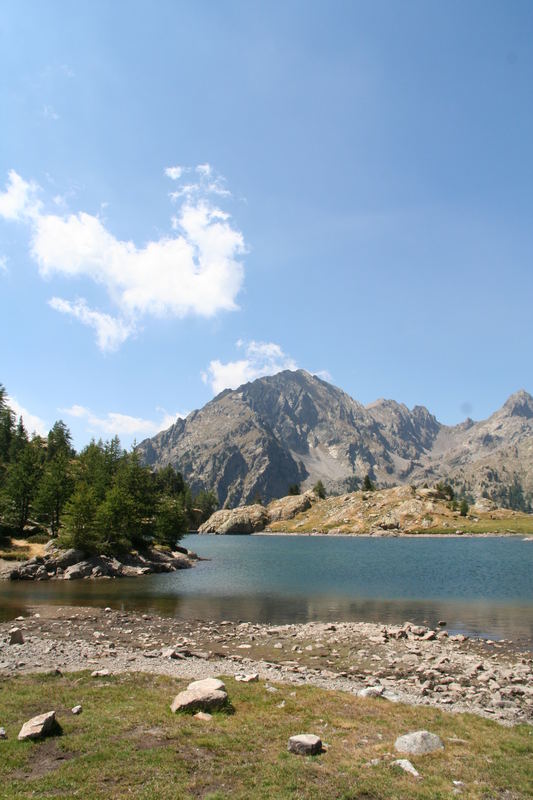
[266,491,315,522]
[137,370,533,508]
[198,491,319,534]
[3,544,196,581]
[198,504,269,534]
[267,484,529,535]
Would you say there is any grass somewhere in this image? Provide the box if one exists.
[0,671,532,799]
[0,538,47,561]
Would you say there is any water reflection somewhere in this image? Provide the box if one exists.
[1,535,532,645]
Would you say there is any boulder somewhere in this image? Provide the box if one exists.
[288,734,323,755]
[0,727,6,739]
[9,627,24,645]
[235,673,259,683]
[18,711,60,741]
[71,705,82,715]
[171,677,228,713]
[91,669,110,678]
[394,730,444,755]
[198,505,269,534]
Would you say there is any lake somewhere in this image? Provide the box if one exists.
[1,535,533,645]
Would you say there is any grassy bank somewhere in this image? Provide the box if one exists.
[0,671,532,799]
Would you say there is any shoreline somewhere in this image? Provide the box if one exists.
[256,530,528,538]
[1,604,531,727]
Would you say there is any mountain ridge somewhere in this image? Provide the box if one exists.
[138,370,533,508]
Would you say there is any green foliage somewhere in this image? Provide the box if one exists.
[34,451,73,535]
[1,438,44,532]
[435,481,454,501]
[60,483,99,552]
[0,383,199,556]
[193,489,219,522]
[288,483,300,496]
[362,474,375,492]
[155,495,188,548]
[459,498,469,517]
[313,479,326,499]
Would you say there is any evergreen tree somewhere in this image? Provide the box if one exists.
[459,498,469,517]
[94,485,136,555]
[35,451,73,535]
[313,480,326,499]
[155,495,187,548]
[155,464,185,497]
[193,489,218,522]
[1,439,44,531]
[60,484,98,552]
[47,421,74,461]
[362,474,375,492]
[288,483,300,496]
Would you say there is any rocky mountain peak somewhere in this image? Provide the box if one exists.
[500,389,533,419]
[137,372,533,507]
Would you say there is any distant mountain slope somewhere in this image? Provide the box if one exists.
[137,370,533,508]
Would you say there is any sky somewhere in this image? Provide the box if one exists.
[1,0,532,449]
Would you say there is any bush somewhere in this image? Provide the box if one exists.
[459,499,469,517]
[313,480,326,499]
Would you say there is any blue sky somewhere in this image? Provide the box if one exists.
[1,0,532,449]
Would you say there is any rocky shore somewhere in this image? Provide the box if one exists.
[1,606,531,727]
[0,543,197,582]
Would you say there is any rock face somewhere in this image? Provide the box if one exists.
[288,734,323,755]
[137,370,533,508]
[394,730,444,755]
[18,711,60,741]
[198,505,269,534]
[267,491,315,522]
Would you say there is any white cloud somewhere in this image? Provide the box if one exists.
[0,255,7,274]
[0,166,245,351]
[313,369,332,382]
[0,170,41,221]
[164,165,183,180]
[48,298,134,352]
[7,396,48,436]
[61,404,186,438]
[202,340,298,395]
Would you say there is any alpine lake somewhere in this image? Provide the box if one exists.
[1,534,533,646]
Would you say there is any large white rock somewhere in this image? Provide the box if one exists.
[394,730,444,755]
[171,678,228,713]
[18,711,59,741]
[288,734,322,755]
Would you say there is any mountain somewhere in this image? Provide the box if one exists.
[137,370,533,508]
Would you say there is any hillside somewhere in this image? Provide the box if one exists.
[197,485,533,535]
[138,370,533,508]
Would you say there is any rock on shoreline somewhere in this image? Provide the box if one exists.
[2,543,197,581]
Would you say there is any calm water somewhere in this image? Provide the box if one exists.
[1,536,532,644]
